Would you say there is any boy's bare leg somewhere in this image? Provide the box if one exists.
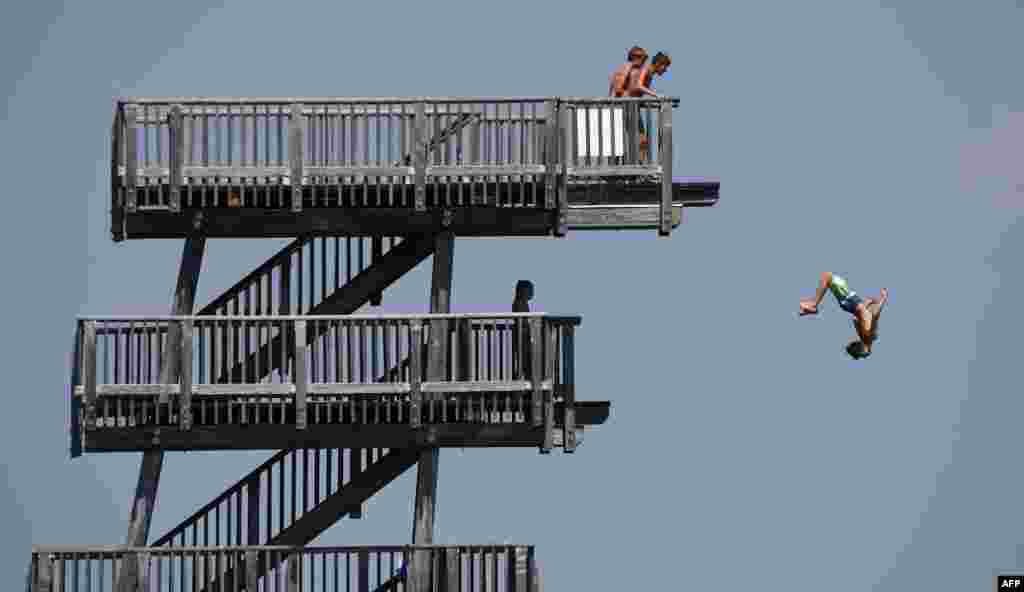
[800,272,833,315]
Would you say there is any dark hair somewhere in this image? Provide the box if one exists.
[627,46,648,61]
[515,280,534,299]
[652,52,671,66]
[846,341,870,360]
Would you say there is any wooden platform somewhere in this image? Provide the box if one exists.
[73,394,606,452]
[72,313,596,454]
[116,178,718,239]
[111,96,720,240]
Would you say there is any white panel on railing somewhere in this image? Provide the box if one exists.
[576,108,624,158]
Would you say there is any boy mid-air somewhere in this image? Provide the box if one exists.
[799,272,888,360]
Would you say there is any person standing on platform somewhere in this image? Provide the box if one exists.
[626,51,672,162]
[609,46,649,97]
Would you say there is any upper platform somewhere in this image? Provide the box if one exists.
[110,96,719,241]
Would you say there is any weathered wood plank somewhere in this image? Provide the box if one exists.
[82,321,97,430]
[179,319,193,430]
[556,104,569,236]
[530,318,543,428]
[541,325,556,453]
[658,103,674,236]
[565,165,663,177]
[562,325,577,453]
[413,102,427,212]
[409,322,423,428]
[294,319,307,430]
[74,379,554,398]
[289,103,304,213]
[168,105,184,212]
[80,406,603,452]
[124,105,138,213]
[426,164,546,177]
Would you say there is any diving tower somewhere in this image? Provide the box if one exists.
[30,95,720,592]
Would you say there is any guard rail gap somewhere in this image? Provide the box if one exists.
[110,96,676,234]
[28,544,537,592]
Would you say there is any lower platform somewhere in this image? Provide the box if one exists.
[73,391,605,452]
[29,544,537,592]
[116,178,719,239]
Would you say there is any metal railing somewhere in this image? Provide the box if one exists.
[71,313,578,435]
[28,544,537,592]
[110,96,676,229]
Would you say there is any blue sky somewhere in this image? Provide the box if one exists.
[1,1,1023,590]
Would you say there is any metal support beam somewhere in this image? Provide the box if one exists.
[116,236,204,592]
[411,231,453,592]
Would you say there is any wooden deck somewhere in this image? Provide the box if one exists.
[72,313,598,453]
[110,96,720,240]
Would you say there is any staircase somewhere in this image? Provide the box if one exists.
[142,233,434,587]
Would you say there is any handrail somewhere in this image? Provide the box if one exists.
[29,544,536,592]
[75,312,580,322]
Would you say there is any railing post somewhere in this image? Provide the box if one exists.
[413,102,428,211]
[561,323,577,452]
[287,554,301,592]
[530,318,543,428]
[179,318,193,431]
[82,321,97,431]
[513,547,529,592]
[124,104,138,213]
[168,104,184,213]
[111,106,124,241]
[445,547,460,592]
[457,319,472,382]
[246,475,260,545]
[528,548,538,592]
[357,550,370,592]
[51,556,63,592]
[410,321,423,428]
[33,554,52,592]
[135,552,150,592]
[542,322,556,453]
[555,102,570,237]
[658,99,674,236]
[295,319,307,430]
[544,101,558,211]
[245,550,260,591]
[289,103,305,213]
[70,324,82,458]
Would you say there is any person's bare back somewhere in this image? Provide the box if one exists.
[610,46,648,97]
[609,63,633,97]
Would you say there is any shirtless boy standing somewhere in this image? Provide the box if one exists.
[609,46,648,97]
[626,51,672,161]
